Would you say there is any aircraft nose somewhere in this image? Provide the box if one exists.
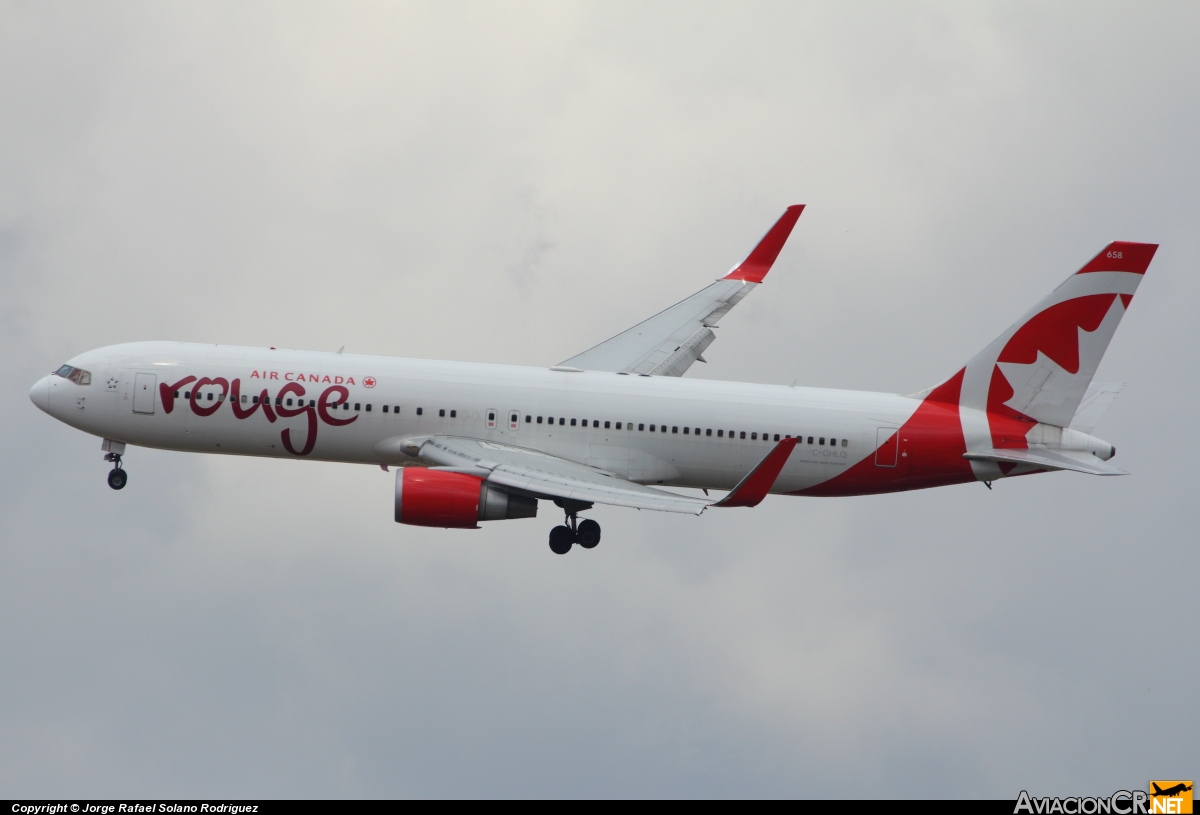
[29,375,52,413]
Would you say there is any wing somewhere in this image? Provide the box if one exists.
[407,436,711,514]
[558,205,804,376]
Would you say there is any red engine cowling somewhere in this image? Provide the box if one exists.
[394,468,537,528]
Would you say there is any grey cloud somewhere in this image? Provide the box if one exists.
[1,0,1197,798]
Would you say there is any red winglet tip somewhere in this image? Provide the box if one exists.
[723,205,805,283]
[714,437,798,508]
[1076,241,1159,276]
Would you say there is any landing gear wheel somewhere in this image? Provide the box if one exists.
[576,519,601,549]
[107,468,127,490]
[548,525,575,555]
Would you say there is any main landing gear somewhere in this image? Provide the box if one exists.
[548,499,601,555]
[102,439,127,490]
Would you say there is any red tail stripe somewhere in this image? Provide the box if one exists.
[1076,242,1158,275]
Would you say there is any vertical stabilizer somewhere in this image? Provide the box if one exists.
[929,241,1156,430]
[921,241,1156,482]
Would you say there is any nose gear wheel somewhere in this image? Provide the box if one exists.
[104,452,126,490]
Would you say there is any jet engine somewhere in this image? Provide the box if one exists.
[394,467,537,528]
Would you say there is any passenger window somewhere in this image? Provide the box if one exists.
[343,403,350,410]
[615,422,622,430]
[451,410,457,418]
[751,432,757,440]
[740,432,746,439]
[570,418,576,426]
[819,437,825,445]
[252,395,258,404]
[242,395,248,403]
[842,439,848,447]
[649,424,655,431]
[394,406,399,413]
[383,405,389,413]
[672,426,678,434]
[488,412,495,421]
[683,427,689,434]
[594,420,600,428]
[286,398,293,406]
[439,409,445,417]
[717,429,723,437]
[774,434,780,441]
[559,418,565,425]
[416,407,423,415]
[355,403,361,410]
[638,423,644,431]
[173,391,180,398]
[830,438,836,445]
[525,415,531,423]
[604,421,610,429]
[807,436,813,444]
[537,416,543,424]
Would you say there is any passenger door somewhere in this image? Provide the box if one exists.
[133,373,157,415]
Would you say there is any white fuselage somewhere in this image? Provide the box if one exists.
[33,341,937,496]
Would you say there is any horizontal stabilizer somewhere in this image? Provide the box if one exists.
[1070,382,1123,433]
[963,448,1126,476]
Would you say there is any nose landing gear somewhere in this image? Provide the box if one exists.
[102,439,127,490]
[105,455,127,490]
[547,499,601,555]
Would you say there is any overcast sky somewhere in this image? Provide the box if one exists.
[2,1,1197,799]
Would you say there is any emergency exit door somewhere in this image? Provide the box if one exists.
[133,373,157,414]
[875,427,898,467]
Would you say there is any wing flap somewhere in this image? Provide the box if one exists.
[638,327,716,377]
[417,436,710,514]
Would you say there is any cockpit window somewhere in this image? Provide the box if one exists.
[54,365,91,385]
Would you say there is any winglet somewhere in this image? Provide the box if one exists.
[712,436,798,508]
[723,205,805,283]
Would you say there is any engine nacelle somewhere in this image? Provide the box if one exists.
[394,468,537,528]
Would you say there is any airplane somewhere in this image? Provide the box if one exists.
[29,206,1158,554]
[1152,783,1193,798]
